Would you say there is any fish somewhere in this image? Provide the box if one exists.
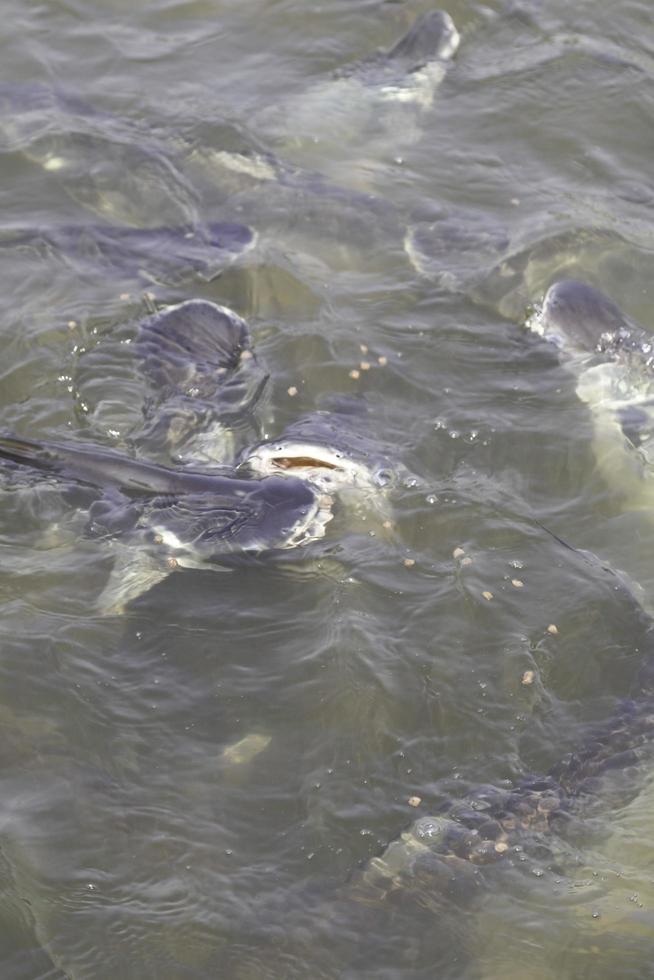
[133,299,269,460]
[354,611,654,905]
[0,433,334,614]
[252,9,460,178]
[0,288,330,618]
[74,298,269,466]
[525,279,654,507]
[239,404,407,522]
[0,220,256,286]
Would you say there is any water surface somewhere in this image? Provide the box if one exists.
[0,1,653,977]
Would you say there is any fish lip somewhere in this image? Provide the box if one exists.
[241,441,386,495]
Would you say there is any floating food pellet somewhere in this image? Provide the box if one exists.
[547,624,559,635]
[349,369,361,380]
[521,670,535,686]
[461,557,473,567]
[359,343,369,354]
[494,841,509,853]
[382,520,393,530]
[287,386,298,397]
[408,796,421,808]
[360,361,371,371]
[67,320,77,329]
[403,557,416,568]
[119,292,130,301]
[482,591,493,601]
[511,579,524,589]
[452,547,465,559]
[166,556,179,569]
[377,355,388,366]
[240,350,253,361]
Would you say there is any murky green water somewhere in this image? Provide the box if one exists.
[0,1,653,977]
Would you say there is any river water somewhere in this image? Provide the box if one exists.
[0,1,653,977]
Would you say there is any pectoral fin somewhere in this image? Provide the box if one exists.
[96,546,172,616]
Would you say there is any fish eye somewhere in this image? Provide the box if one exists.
[375,469,393,487]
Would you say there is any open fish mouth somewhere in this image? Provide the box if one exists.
[241,441,391,497]
[267,452,340,472]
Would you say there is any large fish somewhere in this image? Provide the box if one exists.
[0,220,256,286]
[525,279,654,509]
[354,601,654,905]
[0,433,333,614]
[74,298,269,464]
[0,296,331,613]
[0,82,198,226]
[252,9,460,177]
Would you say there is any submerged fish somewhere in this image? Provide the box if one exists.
[335,9,460,106]
[133,299,269,459]
[0,82,199,226]
[0,434,333,613]
[355,618,654,903]
[525,279,654,505]
[0,220,256,285]
[253,9,460,175]
[404,204,510,290]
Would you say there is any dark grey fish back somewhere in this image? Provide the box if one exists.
[93,222,254,274]
[137,475,317,559]
[385,10,455,67]
[0,433,243,495]
[137,300,250,393]
[0,221,254,288]
[544,279,632,351]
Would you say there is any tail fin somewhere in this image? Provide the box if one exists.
[0,433,166,490]
[0,432,253,496]
[0,434,63,474]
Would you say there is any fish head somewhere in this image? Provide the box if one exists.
[242,439,392,496]
[239,411,398,502]
[527,279,632,355]
[386,10,460,69]
[144,475,334,565]
[204,221,257,264]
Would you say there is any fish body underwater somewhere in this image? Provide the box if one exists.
[354,622,654,905]
[252,9,460,178]
[526,279,654,510]
[0,220,256,285]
